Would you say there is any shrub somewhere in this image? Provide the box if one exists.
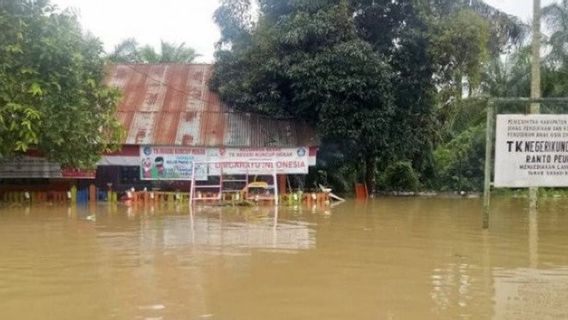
[433,124,485,191]
[383,161,420,192]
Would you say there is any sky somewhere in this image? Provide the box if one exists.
[51,0,558,63]
[485,0,556,21]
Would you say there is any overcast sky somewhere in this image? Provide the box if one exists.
[51,0,558,63]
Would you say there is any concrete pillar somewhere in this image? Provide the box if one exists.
[71,186,77,204]
[89,184,97,204]
[278,175,287,195]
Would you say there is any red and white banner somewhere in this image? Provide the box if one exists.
[205,147,310,176]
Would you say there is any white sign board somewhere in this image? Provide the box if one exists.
[495,114,568,187]
[205,147,309,176]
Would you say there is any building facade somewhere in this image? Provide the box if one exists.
[0,64,318,196]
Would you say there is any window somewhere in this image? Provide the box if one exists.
[120,166,140,184]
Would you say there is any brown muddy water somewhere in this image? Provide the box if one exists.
[1,198,568,320]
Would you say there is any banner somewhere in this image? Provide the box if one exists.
[140,146,207,180]
[495,114,568,187]
[205,147,309,176]
[139,146,310,180]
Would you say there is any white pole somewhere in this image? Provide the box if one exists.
[273,161,279,206]
[219,162,223,201]
[530,0,541,209]
[189,161,196,208]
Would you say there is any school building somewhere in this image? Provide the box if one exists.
[0,64,318,199]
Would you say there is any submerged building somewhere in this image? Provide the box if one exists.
[0,64,318,196]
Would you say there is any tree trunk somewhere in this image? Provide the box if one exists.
[364,155,377,197]
[455,73,463,100]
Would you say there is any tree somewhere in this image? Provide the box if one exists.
[543,0,568,66]
[0,0,123,168]
[350,0,438,178]
[429,10,491,98]
[212,0,394,192]
[106,38,140,63]
[419,0,526,54]
[214,0,254,49]
[211,0,523,193]
[108,39,200,63]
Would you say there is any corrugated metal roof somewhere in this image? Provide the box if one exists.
[106,64,318,147]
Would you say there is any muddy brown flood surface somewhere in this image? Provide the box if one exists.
[1,198,568,319]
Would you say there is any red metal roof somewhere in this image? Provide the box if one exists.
[106,64,318,147]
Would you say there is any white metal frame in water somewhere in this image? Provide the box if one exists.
[189,160,279,206]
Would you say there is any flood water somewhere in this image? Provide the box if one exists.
[1,198,568,319]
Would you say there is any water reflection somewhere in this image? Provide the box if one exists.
[493,268,568,319]
[168,206,315,252]
[1,198,568,319]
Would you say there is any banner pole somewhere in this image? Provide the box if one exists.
[273,161,279,206]
[189,162,196,208]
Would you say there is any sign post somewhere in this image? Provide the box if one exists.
[530,0,542,209]
[483,101,495,228]
[483,98,568,229]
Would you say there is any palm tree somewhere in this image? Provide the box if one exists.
[107,39,200,63]
[481,47,531,97]
[158,41,199,63]
[543,0,568,66]
[137,45,160,63]
[107,38,141,63]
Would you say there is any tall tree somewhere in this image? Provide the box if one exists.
[0,0,122,167]
[212,0,394,192]
[108,39,200,63]
[106,38,140,63]
[543,0,568,66]
[350,0,437,176]
[212,0,523,192]
[429,10,491,98]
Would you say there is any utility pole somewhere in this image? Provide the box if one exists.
[530,0,541,209]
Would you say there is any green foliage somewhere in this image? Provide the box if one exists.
[212,0,523,193]
[212,0,396,192]
[429,10,490,95]
[214,0,253,48]
[540,0,568,98]
[108,39,200,63]
[434,124,485,191]
[0,0,123,167]
[383,161,420,192]
[480,48,530,97]
[543,0,568,65]
[436,98,487,143]
[308,141,363,194]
